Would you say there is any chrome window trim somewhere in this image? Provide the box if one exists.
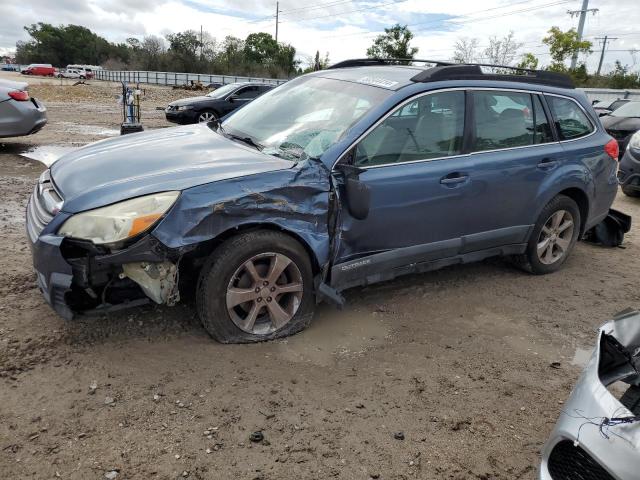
[330,86,575,171]
[543,92,598,143]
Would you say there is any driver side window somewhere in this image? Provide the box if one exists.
[355,91,465,167]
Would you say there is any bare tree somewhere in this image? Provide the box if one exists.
[483,32,523,66]
[452,37,479,63]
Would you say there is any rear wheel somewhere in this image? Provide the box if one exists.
[197,110,218,123]
[514,195,581,274]
[196,230,315,343]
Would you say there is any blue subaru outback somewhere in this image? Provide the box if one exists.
[27,59,620,343]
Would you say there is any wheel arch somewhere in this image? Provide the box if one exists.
[179,222,324,278]
[557,187,590,236]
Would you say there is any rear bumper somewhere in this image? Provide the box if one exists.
[0,97,47,138]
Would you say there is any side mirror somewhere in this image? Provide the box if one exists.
[228,95,238,103]
[336,162,370,220]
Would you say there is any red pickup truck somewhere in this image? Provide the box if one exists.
[21,64,56,77]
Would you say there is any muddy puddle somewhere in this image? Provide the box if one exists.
[53,121,119,137]
[1,143,77,167]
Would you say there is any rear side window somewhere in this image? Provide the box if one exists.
[532,95,553,144]
[547,96,594,140]
[235,86,260,99]
[355,91,465,167]
[472,91,535,151]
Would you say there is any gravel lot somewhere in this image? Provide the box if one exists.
[1,72,639,480]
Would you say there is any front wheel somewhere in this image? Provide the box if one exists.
[197,110,218,123]
[196,230,315,343]
[514,195,581,274]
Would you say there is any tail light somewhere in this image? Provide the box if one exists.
[8,90,30,101]
[605,138,619,160]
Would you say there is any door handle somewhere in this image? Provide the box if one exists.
[440,173,469,185]
[537,158,558,170]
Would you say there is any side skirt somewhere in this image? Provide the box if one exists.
[330,243,527,292]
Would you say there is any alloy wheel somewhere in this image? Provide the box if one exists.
[198,112,216,123]
[226,252,303,335]
[537,209,575,265]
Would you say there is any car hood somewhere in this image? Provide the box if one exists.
[51,124,293,213]
[601,115,640,131]
[168,96,212,107]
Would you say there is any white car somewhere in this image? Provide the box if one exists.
[56,69,88,79]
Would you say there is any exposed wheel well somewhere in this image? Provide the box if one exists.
[558,187,589,235]
[177,224,322,296]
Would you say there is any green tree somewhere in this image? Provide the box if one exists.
[517,53,539,70]
[244,32,279,64]
[542,27,592,71]
[366,24,418,63]
[166,30,201,71]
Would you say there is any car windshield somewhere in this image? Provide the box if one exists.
[206,84,238,99]
[611,101,640,118]
[220,76,391,161]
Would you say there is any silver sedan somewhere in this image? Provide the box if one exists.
[0,78,47,138]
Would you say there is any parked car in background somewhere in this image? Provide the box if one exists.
[539,309,640,480]
[0,78,47,138]
[165,82,274,124]
[618,130,640,197]
[593,98,631,117]
[26,59,619,343]
[600,101,640,154]
[21,64,56,77]
[206,82,223,89]
[57,68,89,79]
[1,64,20,72]
[66,64,98,78]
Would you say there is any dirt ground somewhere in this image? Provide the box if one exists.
[1,72,639,480]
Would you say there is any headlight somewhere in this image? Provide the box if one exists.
[176,105,193,111]
[58,191,179,244]
[629,131,640,152]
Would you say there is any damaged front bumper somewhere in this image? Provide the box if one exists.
[539,310,640,479]
[29,229,183,319]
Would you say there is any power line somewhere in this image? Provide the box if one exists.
[280,0,355,15]
[318,0,573,39]
[280,0,408,23]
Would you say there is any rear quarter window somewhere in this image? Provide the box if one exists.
[547,96,594,140]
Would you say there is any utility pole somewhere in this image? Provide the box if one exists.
[275,2,280,43]
[595,36,617,75]
[567,0,598,69]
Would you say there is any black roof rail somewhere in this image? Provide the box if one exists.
[327,58,452,69]
[326,58,574,89]
[411,64,574,89]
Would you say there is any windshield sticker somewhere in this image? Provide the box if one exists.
[357,76,399,89]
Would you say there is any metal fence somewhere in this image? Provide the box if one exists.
[581,88,640,103]
[94,70,287,87]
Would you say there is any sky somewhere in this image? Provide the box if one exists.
[1,0,639,73]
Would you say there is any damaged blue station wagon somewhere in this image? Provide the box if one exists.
[27,59,620,343]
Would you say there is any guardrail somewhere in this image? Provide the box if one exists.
[94,70,287,87]
[582,88,640,103]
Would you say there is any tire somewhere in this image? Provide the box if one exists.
[622,186,640,197]
[196,230,315,343]
[197,110,218,123]
[513,195,581,274]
